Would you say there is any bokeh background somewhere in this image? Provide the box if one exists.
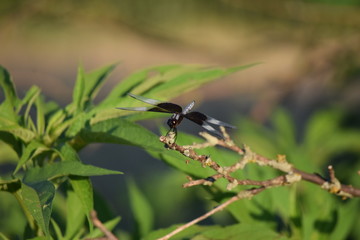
[1,0,360,235]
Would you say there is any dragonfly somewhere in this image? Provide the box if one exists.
[117,93,236,139]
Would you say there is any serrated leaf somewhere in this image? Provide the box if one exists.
[128,179,154,238]
[21,181,55,237]
[23,161,122,183]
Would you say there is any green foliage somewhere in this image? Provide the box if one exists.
[146,108,360,239]
[2,61,357,240]
[0,63,253,239]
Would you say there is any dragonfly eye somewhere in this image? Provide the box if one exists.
[167,118,177,128]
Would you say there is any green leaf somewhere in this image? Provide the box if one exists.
[76,118,164,152]
[69,176,94,229]
[45,108,66,135]
[59,143,94,230]
[17,85,41,117]
[145,224,214,240]
[83,63,116,106]
[303,110,342,152]
[14,141,50,174]
[83,216,121,239]
[21,181,55,237]
[146,64,259,100]
[64,187,86,240]
[0,65,18,108]
[128,179,154,238]
[0,124,36,143]
[100,64,181,107]
[91,64,258,124]
[199,223,287,240]
[0,232,11,240]
[35,96,46,135]
[65,112,88,137]
[330,200,359,240]
[72,65,86,113]
[50,219,64,240]
[271,108,296,149]
[23,161,123,183]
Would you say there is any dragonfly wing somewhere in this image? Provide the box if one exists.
[128,93,162,105]
[182,101,195,114]
[119,93,182,113]
[116,106,152,111]
[185,111,236,128]
[200,122,223,137]
[205,115,236,128]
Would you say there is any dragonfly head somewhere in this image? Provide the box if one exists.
[167,118,177,128]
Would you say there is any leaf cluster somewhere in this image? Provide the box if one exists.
[0,63,254,239]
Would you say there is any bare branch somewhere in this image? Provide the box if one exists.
[157,187,265,240]
[87,210,118,240]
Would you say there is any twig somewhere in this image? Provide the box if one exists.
[159,131,360,197]
[157,187,265,240]
[158,128,360,239]
[89,210,118,240]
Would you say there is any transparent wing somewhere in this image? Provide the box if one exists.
[128,93,162,105]
[182,101,195,114]
[117,93,183,113]
[185,111,236,128]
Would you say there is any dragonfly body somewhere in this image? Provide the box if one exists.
[117,93,235,138]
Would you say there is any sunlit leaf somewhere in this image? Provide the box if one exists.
[83,63,116,107]
[35,96,46,135]
[0,124,36,143]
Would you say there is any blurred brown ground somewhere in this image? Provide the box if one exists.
[1,0,359,116]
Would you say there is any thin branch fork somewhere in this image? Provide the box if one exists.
[159,130,360,198]
[158,128,360,239]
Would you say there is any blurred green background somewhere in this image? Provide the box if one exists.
[1,0,360,238]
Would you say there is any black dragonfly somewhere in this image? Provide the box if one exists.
[117,93,235,138]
